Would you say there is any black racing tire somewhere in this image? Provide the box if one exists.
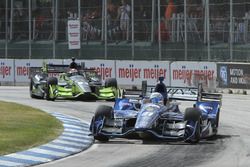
[213,111,220,135]
[215,110,220,128]
[184,107,201,144]
[184,107,201,122]
[105,78,117,88]
[47,77,58,85]
[95,105,113,118]
[93,105,113,142]
[30,79,36,98]
[46,77,58,101]
[30,79,44,99]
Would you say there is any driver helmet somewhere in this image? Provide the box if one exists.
[159,76,164,82]
[68,68,79,77]
[150,92,163,105]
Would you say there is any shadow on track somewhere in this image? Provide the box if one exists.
[206,134,239,141]
[93,134,234,146]
[140,134,234,145]
[95,139,142,145]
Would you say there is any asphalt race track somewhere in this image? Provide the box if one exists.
[0,86,250,167]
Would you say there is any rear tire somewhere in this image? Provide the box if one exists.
[93,105,113,142]
[215,111,220,128]
[105,78,117,88]
[184,107,201,144]
[104,78,118,101]
[213,111,220,134]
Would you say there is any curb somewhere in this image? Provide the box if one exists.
[0,112,94,167]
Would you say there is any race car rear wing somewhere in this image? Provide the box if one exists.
[123,83,198,101]
[145,85,199,101]
[29,67,45,78]
[46,64,87,73]
[29,64,73,75]
[123,81,222,105]
[197,83,222,104]
[123,89,144,99]
[29,65,70,78]
[198,91,222,104]
[122,81,147,99]
[29,63,98,78]
[167,86,198,101]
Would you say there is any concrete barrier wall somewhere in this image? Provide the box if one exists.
[0,59,234,91]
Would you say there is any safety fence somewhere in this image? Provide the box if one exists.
[1,1,250,62]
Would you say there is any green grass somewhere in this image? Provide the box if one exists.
[0,101,63,155]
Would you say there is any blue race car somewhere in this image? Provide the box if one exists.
[90,85,222,143]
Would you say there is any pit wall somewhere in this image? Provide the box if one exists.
[0,59,249,90]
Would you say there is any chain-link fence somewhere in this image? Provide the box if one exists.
[0,0,250,61]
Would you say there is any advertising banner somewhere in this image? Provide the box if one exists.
[170,61,217,88]
[84,60,115,81]
[68,20,81,49]
[115,61,170,86]
[217,63,250,89]
[15,59,63,83]
[0,59,14,82]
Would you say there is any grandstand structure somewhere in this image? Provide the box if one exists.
[0,0,250,62]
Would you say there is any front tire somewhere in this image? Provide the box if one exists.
[30,79,36,98]
[46,77,58,101]
[184,107,201,144]
[92,105,113,142]
[30,79,44,99]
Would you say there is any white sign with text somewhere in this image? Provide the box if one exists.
[68,20,81,49]
[0,59,14,82]
[116,61,170,86]
[14,59,63,82]
[170,61,217,87]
